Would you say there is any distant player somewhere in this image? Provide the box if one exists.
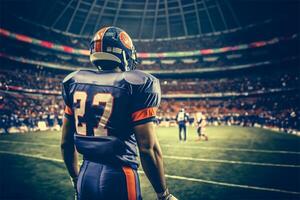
[176,108,189,141]
[60,27,177,200]
[195,112,208,141]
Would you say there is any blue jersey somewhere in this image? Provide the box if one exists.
[62,69,161,169]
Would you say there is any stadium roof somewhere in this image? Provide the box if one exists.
[0,0,299,40]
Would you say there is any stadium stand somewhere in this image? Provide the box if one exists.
[0,16,299,134]
[0,58,299,134]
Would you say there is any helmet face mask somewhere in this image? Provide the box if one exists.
[90,26,138,72]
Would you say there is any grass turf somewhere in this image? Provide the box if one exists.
[0,126,299,200]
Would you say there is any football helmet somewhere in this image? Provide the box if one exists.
[90,26,138,71]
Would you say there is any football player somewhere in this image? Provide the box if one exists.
[176,108,189,141]
[195,112,208,141]
[60,27,177,200]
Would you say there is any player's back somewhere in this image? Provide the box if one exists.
[62,69,161,169]
[177,111,188,124]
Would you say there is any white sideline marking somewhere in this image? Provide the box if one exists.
[0,150,299,196]
[164,155,300,168]
[0,140,58,147]
[155,173,300,195]
[1,140,300,155]
[162,144,300,155]
[1,140,300,168]
[0,150,63,163]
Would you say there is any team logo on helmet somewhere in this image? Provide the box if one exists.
[119,31,133,49]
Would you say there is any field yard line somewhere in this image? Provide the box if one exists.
[0,140,58,147]
[164,155,300,168]
[0,150,63,163]
[0,150,299,196]
[1,140,300,167]
[1,140,300,155]
[162,144,300,155]
[155,173,300,195]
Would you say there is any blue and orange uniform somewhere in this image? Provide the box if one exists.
[62,69,161,200]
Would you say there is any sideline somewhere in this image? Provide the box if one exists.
[163,155,300,168]
[1,140,299,168]
[0,150,299,195]
[162,144,300,155]
[1,140,300,155]
[0,140,58,147]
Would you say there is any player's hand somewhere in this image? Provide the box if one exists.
[157,188,178,200]
[160,194,178,200]
[70,176,78,200]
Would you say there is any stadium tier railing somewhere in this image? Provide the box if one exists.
[2,51,296,75]
[1,83,297,99]
[0,27,297,58]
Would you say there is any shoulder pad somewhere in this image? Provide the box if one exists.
[124,70,157,85]
[63,70,80,83]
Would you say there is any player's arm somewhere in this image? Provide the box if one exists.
[131,76,177,199]
[134,122,167,193]
[134,122,176,200]
[61,76,79,196]
[61,77,79,179]
[60,116,79,179]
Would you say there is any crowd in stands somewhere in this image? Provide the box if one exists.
[1,66,299,95]
[0,90,299,134]
[0,68,62,91]
[0,64,299,133]
[158,94,300,132]
[0,92,64,133]
[161,73,299,94]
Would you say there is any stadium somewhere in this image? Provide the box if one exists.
[0,0,299,199]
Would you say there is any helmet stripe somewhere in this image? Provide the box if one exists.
[95,40,101,52]
[94,27,110,52]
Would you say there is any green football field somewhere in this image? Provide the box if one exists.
[0,126,299,200]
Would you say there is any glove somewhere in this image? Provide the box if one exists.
[162,194,178,200]
[70,176,78,200]
[157,188,178,200]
